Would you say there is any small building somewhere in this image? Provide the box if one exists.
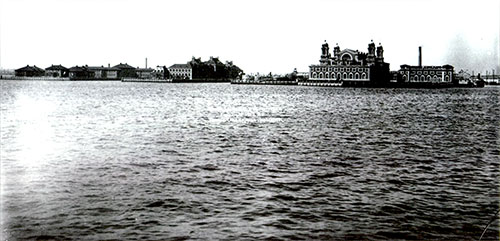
[168,63,192,80]
[153,66,169,79]
[45,65,69,77]
[455,69,472,86]
[15,65,45,77]
[113,63,137,79]
[135,68,154,79]
[88,66,120,80]
[68,66,92,80]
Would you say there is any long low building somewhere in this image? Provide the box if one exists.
[398,64,454,83]
[396,47,454,84]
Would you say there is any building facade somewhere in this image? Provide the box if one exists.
[15,65,45,77]
[69,66,92,79]
[88,66,120,80]
[398,65,454,83]
[45,65,69,77]
[113,63,137,79]
[306,40,390,86]
[395,47,454,86]
[136,68,154,79]
[168,64,192,80]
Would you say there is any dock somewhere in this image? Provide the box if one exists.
[122,78,172,83]
[231,79,297,85]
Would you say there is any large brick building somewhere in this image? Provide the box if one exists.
[305,40,390,87]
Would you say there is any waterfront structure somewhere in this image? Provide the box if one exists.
[15,65,45,77]
[135,68,154,79]
[397,47,454,84]
[45,65,68,77]
[168,63,193,80]
[305,40,390,87]
[113,63,137,79]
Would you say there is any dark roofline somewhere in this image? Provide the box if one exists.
[45,64,68,71]
[113,63,136,69]
[136,68,154,72]
[88,66,120,71]
[16,65,45,72]
[168,63,192,69]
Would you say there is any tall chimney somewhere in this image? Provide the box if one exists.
[418,46,422,67]
[146,58,148,69]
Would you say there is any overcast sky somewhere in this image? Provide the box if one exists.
[1,0,498,74]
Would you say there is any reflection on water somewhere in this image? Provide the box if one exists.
[1,81,499,240]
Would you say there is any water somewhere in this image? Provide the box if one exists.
[1,80,499,240]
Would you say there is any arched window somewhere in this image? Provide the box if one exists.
[414,75,419,82]
[403,75,407,81]
[420,75,425,81]
[362,73,367,79]
[343,73,347,79]
[433,75,438,81]
[319,73,323,79]
[427,75,431,81]
[313,73,317,78]
[349,73,353,79]
[338,73,342,80]
[325,73,329,79]
[354,73,359,79]
[445,75,450,82]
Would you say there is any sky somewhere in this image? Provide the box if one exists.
[0,0,499,74]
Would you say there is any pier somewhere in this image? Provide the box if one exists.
[231,79,297,85]
[122,78,172,83]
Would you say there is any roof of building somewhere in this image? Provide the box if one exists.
[88,66,120,71]
[339,49,358,55]
[206,56,223,65]
[69,66,89,72]
[136,68,154,72]
[45,65,68,71]
[168,63,192,69]
[400,65,454,70]
[16,65,44,72]
[113,63,136,69]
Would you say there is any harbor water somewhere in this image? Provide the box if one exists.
[1,81,499,240]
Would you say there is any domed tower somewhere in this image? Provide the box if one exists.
[333,43,341,64]
[376,43,384,63]
[320,40,331,65]
[367,40,376,65]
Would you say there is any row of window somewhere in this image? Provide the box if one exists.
[311,72,368,80]
[403,75,450,82]
[169,69,191,73]
[400,70,451,75]
[312,67,368,72]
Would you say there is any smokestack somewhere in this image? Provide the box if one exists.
[418,46,422,67]
[146,58,148,69]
